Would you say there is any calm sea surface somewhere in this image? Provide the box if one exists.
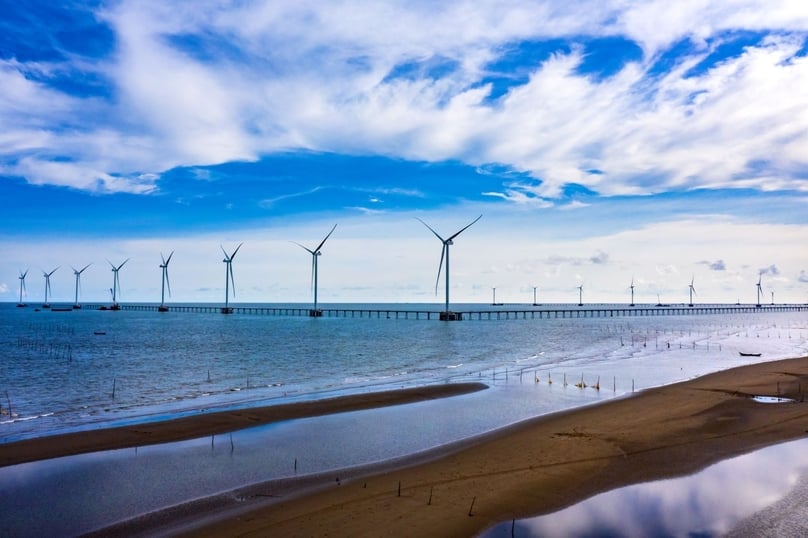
[1,303,807,536]
[2,302,806,442]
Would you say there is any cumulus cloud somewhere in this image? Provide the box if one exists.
[700,259,726,271]
[759,264,781,276]
[2,1,808,197]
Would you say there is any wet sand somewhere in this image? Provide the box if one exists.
[6,358,808,537]
[0,382,487,467]
[181,356,808,538]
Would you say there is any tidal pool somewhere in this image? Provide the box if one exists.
[482,437,808,537]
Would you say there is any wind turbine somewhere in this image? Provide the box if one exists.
[756,273,763,307]
[577,282,584,306]
[71,263,92,309]
[417,214,482,321]
[688,275,696,307]
[292,224,337,317]
[159,251,174,312]
[629,277,635,307]
[532,286,540,306]
[17,270,28,307]
[108,259,129,310]
[221,243,243,314]
[42,266,59,308]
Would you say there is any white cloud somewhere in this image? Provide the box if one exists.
[2,1,808,198]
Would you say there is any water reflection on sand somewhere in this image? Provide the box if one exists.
[483,438,808,538]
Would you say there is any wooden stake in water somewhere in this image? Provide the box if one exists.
[428,486,433,506]
[468,496,476,516]
[112,377,116,400]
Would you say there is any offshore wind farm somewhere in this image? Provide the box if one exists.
[2,2,808,536]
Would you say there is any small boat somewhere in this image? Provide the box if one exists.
[739,352,762,357]
[93,331,106,336]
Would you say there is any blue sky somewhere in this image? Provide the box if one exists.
[2,0,807,305]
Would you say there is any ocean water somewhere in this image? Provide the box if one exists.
[2,303,808,536]
[1,302,807,443]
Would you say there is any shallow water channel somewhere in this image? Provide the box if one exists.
[482,437,808,537]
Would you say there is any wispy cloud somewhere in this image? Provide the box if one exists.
[2,2,807,198]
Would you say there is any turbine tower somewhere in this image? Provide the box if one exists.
[292,224,337,317]
[108,259,129,310]
[629,277,635,307]
[417,214,482,321]
[17,270,28,307]
[159,251,174,312]
[72,263,91,309]
[532,286,540,306]
[577,283,584,306]
[688,275,697,307]
[42,266,59,308]
[756,273,763,307]
[221,243,243,314]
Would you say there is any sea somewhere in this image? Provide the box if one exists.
[1,301,807,442]
[1,302,807,536]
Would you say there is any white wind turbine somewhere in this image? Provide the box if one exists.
[221,243,243,314]
[159,251,174,312]
[756,273,763,307]
[42,266,59,308]
[108,259,129,310]
[292,224,337,317]
[417,215,482,321]
[629,277,635,307]
[72,263,91,309]
[688,275,697,307]
[577,282,584,306]
[17,270,28,307]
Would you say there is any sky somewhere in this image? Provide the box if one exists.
[1,0,808,306]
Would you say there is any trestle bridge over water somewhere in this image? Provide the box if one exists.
[76,303,807,320]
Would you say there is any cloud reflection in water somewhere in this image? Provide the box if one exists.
[483,438,808,537]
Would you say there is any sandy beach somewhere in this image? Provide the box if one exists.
[6,357,808,537]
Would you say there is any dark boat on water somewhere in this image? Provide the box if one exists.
[739,352,762,357]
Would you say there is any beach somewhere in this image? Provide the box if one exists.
[6,355,806,537]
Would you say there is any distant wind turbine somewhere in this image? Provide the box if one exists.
[72,263,92,309]
[417,214,482,320]
[42,266,59,308]
[532,286,540,306]
[577,282,584,306]
[292,224,337,317]
[108,259,129,310]
[159,251,174,312]
[17,270,28,307]
[688,275,697,307]
[221,243,243,314]
[629,277,635,307]
[756,273,763,307]
[771,290,775,305]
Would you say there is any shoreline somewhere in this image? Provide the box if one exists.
[6,357,808,537]
[173,356,808,537]
[0,382,487,467]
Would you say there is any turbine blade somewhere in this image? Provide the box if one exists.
[107,259,115,269]
[166,269,172,297]
[229,265,236,297]
[314,224,338,253]
[118,258,130,270]
[80,263,91,274]
[22,269,28,278]
[416,217,446,243]
[291,241,316,255]
[165,250,174,265]
[447,214,482,241]
[434,244,446,295]
[220,245,228,259]
[230,242,244,260]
